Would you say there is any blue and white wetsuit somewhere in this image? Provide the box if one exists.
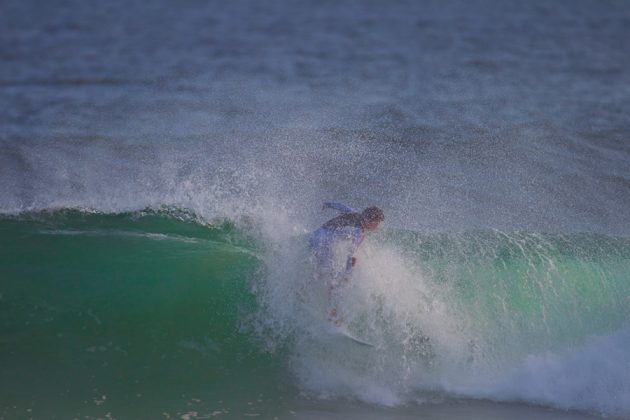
[309,202,366,277]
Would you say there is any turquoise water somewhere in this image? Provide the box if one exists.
[0,210,286,418]
[1,209,628,418]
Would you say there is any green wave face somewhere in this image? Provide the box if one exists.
[389,230,630,354]
[1,210,629,417]
[0,210,288,418]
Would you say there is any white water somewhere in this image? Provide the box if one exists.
[251,214,630,417]
[450,321,630,417]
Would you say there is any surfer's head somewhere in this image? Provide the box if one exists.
[362,206,384,230]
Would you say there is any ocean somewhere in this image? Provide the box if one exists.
[1,0,629,418]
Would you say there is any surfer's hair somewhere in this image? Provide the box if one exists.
[362,206,384,223]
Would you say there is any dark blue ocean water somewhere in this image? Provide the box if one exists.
[2,0,629,234]
[1,0,629,418]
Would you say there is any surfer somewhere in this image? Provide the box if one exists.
[309,202,384,325]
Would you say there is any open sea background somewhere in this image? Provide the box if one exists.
[1,0,629,418]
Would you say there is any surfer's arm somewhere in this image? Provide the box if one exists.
[322,201,354,214]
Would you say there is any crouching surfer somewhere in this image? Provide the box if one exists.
[309,202,384,325]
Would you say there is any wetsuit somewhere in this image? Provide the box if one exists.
[309,202,366,278]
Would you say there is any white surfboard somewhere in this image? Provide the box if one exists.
[331,325,375,347]
[300,302,375,347]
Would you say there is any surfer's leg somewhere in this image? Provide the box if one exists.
[327,275,347,325]
[327,288,341,325]
[309,229,349,324]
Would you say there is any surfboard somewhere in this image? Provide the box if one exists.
[331,325,375,347]
[300,301,374,347]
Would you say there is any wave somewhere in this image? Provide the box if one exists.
[1,208,629,417]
